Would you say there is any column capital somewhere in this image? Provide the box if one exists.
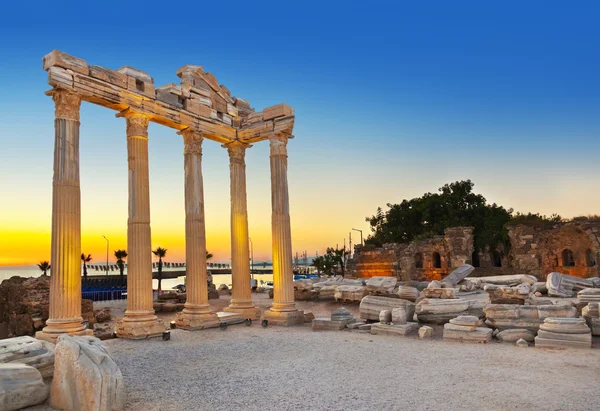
[178,128,205,155]
[268,133,293,157]
[118,109,149,139]
[223,140,251,166]
[47,88,82,122]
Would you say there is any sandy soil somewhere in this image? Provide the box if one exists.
[94,294,600,411]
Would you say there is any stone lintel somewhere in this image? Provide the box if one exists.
[117,66,154,84]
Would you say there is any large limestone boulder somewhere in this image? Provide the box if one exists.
[51,335,124,411]
[0,363,49,411]
[0,336,55,378]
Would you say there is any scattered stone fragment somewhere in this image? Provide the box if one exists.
[443,315,491,343]
[546,272,593,298]
[418,326,433,339]
[534,318,592,349]
[391,307,408,325]
[0,336,55,378]
[379,310,392,324]
[331,308,354,323]
[93,323,115,341]
[346,322,366,330]
[582,303,600,336]
[578,288,600,303]
[441,264,474,287]
[0,363,49,411]
[359,296,415,321]
[423,288,456,299]
[484,304,577,332]
[334,285,367,302]
[366,277,397,296]
[371,322,419,336]
[496,329,535,343]
[357,324,372,331]
[467,275,538,287]
[51,335,125,411]
[415,299,475,324]
[516,338,529,348]
[396,286,419,302]
[94,308,111,323]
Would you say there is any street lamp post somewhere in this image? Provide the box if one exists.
[248,237,254,280]
[101,235,109,276]
[352,228,363,246]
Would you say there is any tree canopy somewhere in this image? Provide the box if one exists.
[365,180,560,253]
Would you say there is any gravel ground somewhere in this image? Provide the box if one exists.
[103,302,600,411]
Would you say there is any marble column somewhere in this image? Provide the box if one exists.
[37,89,93,343]
[223,141,261,319]
[176,129,219,330]
[263,133,303,326]
[115,110,164,339]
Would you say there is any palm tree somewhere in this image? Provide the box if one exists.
[114,250,127,277]
[206,251,213,260]
[81,253,92,278]
[152,247,167,293]
[37,261,51,276]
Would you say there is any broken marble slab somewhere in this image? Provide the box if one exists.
[423,288,456,299]
[396,285,419,302]
[370,322,419,336]
[366,276,397,296]
[334,285,367,303]
[546,272,593,298]
[582,303,600,336]
[578,288,600,303]
[443,326,492,343]
[415,298,479,324]
[0,336,55,378]
[467,274,538,287]
[359,296,415,321]
[496,329,535,343]
[441,264,474,287]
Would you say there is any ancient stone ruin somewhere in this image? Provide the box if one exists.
[37,49,304,342]
[350,220,600,281]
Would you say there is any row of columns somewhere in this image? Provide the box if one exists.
[37,88,301,342]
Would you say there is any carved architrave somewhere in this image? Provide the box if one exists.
[122,111,149,139]
[269,133,290,158]
[52,89,82,122]
[225,141,250,166]
[181,129,204,156]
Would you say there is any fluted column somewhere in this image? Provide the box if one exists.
[223,141,261,319]
[37,89,92,343]
[176,129,219,330]
[263,133,303,326]
[115,110,164,339]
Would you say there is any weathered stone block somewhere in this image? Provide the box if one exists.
[51,335,124,411]
[88,65,127,88]
[0,364,49,411]
[370,322,419,336]
[43,50,88,75]
[263,103,294,120]
[0,336,54,378]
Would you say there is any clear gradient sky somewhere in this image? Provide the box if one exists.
[1,1,599,266]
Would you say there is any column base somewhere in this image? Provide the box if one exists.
[223,305,262,320]
[175,311,220,331]
[35,328,93,344]
[115,315,165,340]
[262,309,305,326]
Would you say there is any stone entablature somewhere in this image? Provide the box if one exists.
[43,50,294,144]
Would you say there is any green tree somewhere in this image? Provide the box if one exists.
[206,251,213,260]
[81,253,92,278]
[365,180,513,254]
[153,247,167,293]
[37,261,51,276]
[327,246,350,277]
[114,250,127,277]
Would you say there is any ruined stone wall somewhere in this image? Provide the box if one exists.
[507,221,600,280]
[0,276,94,338]
[350,227,474,282]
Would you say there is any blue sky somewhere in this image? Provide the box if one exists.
[1,1,599,264]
